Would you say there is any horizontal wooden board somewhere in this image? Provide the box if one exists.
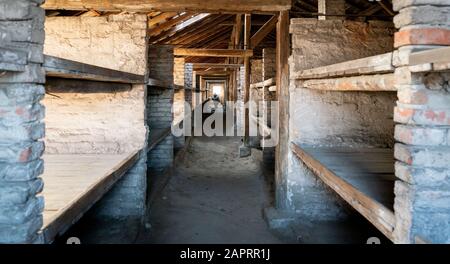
[42,0,291,12]
[41,150,142,243]
[290,143,396,242]
[44,55,145,84]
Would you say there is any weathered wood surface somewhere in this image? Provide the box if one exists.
[250,78,276,89]
[409,47,450,73]
[174,49,253,58]
[41,150,142,243]
[292,52,394,80]
[299,73,396,91]
[42,0,292,12]
[291,143,396,242]
[44,55,145,84]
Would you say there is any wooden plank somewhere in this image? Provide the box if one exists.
[0,45,27,72]
[250,15,278,48]
[148,12,195,36]
[192,63,242,69]
[290,143,396,242]
[44,55,145,84]
[293,52,394,80]
[150,13,211,44]
[250,77,276,89]
[42,0,292,12]
[300,73,397,92]
[409,46,450,66]
[243,14,251,145]
[275,11,290,188]
[41,150,142,243]
[174,48,253,57]
[148,12,178,27]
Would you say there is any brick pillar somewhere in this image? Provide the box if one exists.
[392,0,450,244]
[185,63,193,107]
[0,0,46,243]
[318,0,345,20]
[147,45,174,172]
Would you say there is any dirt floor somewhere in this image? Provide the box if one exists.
[55,113,390,244]
[137,135,282,244]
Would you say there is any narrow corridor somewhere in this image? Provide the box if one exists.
[138,135,282,244]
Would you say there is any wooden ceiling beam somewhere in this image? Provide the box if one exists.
[42,0,292,12]
[192,63,242,69]
[174,49,253,58]
[149,13,211,44]
[171,15,232,45]
[148,12,195,36]
[190,27,232,48]
[250,15,277,48]
[148,12,178,27]
[159,15,219,44]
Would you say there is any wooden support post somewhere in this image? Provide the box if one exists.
[243,13,252,149]
[275,10,290,208]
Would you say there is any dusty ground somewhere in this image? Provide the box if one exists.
[55,115,389,244]
[137,135,282,244]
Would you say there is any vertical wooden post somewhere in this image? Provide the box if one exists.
[243,13,252,147]
[275,10,290,208]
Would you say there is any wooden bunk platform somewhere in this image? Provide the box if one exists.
[44,55,145,84]
[290,143,396,241]
[291,52,397,92]
[40,149,142,243]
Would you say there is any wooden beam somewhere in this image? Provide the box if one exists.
[174,48,253,57]
[148,12,195,36]
[275,10,290,199]
[42,0,292,12]
[250,15,278,48]
[148,12,178,27]
[243,13,251,146]
[193,63,242,69]
[234,15,243,49]
[172,15,232,46]
[150,13,211,44]
[80,10,101,17]
[358,4,383,16]
[43,55,145,84]
[378,0,395,16]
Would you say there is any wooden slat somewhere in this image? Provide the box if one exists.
[250,15,278,48]
[42,0,292,12]
[44,55,145,84]
[250,77,276,89]
[409,46,450,66]
[174,48,253,57]
[300,73,396,92]
[243,14,252,145]
[41,150,142,243]
[293,52,394,80]
[290,143,396,242]
[193,63,242,69]
[148,12,195,36]
[150,14,211,44]
[148,12,178,27]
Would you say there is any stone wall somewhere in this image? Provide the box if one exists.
[282,18,396,218]
[0,0,46,243]
[43,14,149,218]
[392,0,450,244]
